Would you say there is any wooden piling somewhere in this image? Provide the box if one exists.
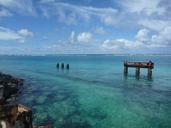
[57,63,70,70]
[124,61,128,75]
[56,63,59,69]
[61,63,64,70]
[66,64,69,70]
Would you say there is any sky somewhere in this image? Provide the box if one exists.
[0,0,170,55]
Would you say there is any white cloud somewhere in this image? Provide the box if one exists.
[102,39,126,49]
[135,28,150,43]
[0,26,33,43]
[137,19,171,47]
[68,31,93,43]
[70,31,76,43]
[152,26,171,45]
[102,26,171,51]
[0,0,36,15]
[0,27,22,40]
[57,10,77,25]
[139,19,170,31]
[77,32,92,43]
[102,39,139,50]
[121,0,166,16]
[18,29,34,37]
[39,2,119,25]
[103,16,115,25]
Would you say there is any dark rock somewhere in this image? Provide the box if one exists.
[0,72,24,104]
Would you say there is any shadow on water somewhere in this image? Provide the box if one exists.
[124,73,153,81]
[123,73,154,88]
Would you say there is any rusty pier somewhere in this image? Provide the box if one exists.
[124,61,154,78]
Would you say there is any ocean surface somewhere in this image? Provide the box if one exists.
[0,55,171,128]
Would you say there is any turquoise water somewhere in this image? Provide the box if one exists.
[0,55,171,128]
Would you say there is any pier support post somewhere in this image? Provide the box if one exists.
[136,67,140,77]
[124,66,128,75]
[148,68,152,79]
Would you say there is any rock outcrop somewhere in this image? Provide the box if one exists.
[0,72,23,104]
[0,72,52,128]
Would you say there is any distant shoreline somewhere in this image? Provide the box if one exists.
[0,54,171,57]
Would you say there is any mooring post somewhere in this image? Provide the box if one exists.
[56,63,59,69]
[124,61,128,75]
[61,63,64,70]
[66,64,69,70]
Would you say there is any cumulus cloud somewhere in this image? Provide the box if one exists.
[0,26,34,43]
[152,27,171,45]
[103,39,128,49]
[0,0,170,54]
[77,32,92,43]
[102,26,171,51]
[68,31,92,43]
[135,28,150,43]
[102,38,141,50]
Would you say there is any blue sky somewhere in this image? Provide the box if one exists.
[0,0,170,55]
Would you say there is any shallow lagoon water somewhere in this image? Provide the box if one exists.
[0,55,171,128]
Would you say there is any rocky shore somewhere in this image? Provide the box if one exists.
[0,72,52,128]
[0,72,23,104]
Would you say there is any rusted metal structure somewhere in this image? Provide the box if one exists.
[124,60,154,78]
